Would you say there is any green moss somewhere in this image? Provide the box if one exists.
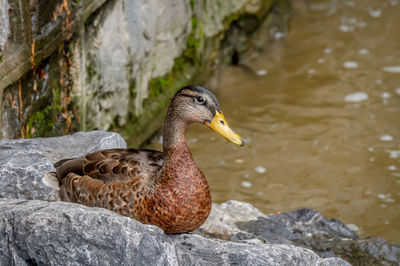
[86,63,97,80]
[147,58,193,100]
[26,106,52,138]
[130,86,136,96]
[26,85,63,138]
[147,21,205,100]
[148,74,173,99]
[190,0,195,10]
[183,16,204,65]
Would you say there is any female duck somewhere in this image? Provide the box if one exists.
[47,85,244,234]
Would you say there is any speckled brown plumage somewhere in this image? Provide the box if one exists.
[53,85,242,234]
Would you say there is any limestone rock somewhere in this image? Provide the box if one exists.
[74,0,143,128]
[198,200,400,265]
[0,199,350,266]
[200,200,266,238]
[0,131,126,201]
[75,0,192,127]
[202,0,247,38]
[0,0,9,52]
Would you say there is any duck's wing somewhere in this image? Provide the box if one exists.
[55,148,164,184]
[53,148,163,213]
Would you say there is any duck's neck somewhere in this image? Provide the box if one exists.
[162,107,189,152]
[161,110,198,179]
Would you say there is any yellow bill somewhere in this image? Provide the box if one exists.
[205,111,244,146]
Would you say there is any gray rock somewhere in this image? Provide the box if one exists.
[75,0,142,128]
[0,131,126,200]
[198,201,400,266]
[0,0,9,52]
[76,0,192,126]
[0,199,349,266]
[201,0,247,38]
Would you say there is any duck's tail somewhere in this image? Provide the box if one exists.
[42,172,60,190]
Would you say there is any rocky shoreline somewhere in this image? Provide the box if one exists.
[0,131,398,265]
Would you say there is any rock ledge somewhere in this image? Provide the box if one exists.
[0,199,348,266]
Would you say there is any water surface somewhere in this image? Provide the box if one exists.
[146,0,400,241]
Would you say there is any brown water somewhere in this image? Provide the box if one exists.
[145,0,400,242]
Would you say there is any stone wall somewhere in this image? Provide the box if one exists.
[0,0,290,145]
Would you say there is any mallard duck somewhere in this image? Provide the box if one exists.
[44,85,244,234]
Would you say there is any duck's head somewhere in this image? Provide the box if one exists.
[166,85,244,147]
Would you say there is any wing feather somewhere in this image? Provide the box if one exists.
[55,148,164,185]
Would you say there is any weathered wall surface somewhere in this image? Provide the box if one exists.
[0,0,290,145]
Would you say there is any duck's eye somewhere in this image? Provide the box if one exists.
[196,96,205,104]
